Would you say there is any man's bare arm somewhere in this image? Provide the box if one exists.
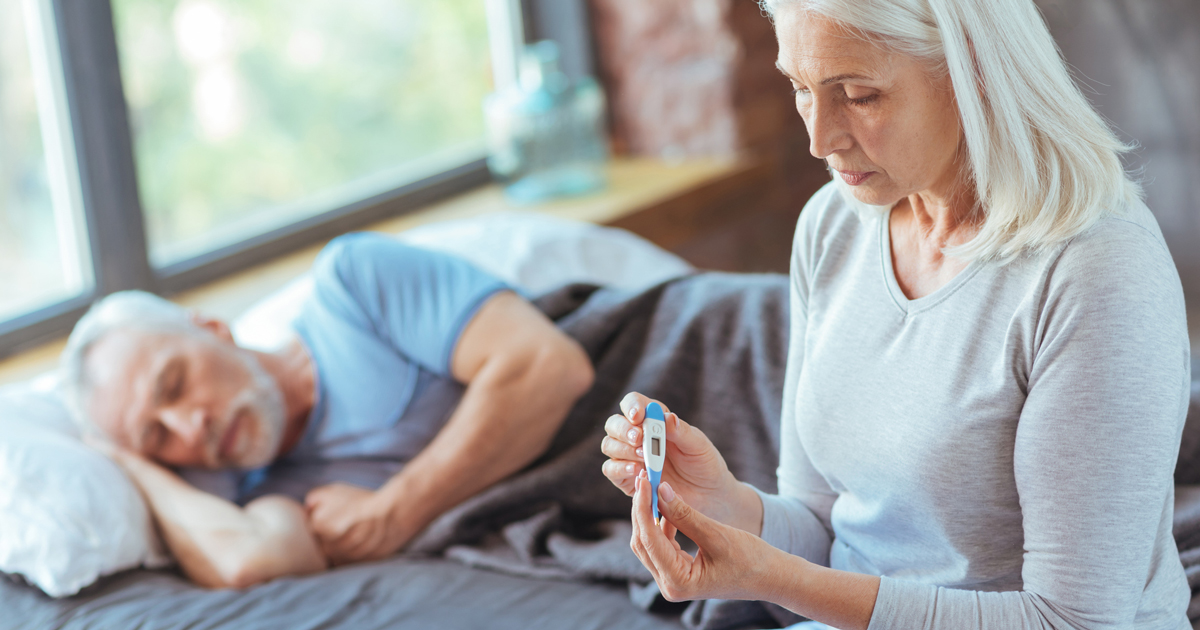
[306,290,594,562]
[111,450,327,588]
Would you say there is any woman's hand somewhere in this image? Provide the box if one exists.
[601,392,761,532]
[629,472,786,603]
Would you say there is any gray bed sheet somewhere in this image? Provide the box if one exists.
[0,557,685,630]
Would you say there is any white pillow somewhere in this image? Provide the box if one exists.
[0,213,690,595]
[0,376,169,597]
[233,212,691,349]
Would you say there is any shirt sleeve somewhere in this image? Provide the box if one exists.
[310,233,510,377]
[867,222,1191,629]
[757,188,838,567]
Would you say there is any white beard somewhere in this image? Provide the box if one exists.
[223,351,288,469]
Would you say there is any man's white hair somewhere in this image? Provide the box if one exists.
[59,291,198,431]
[761,0,1143,261]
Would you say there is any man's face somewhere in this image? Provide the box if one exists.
[84,326,286,469]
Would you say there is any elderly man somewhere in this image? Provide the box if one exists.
[61,232,594,588]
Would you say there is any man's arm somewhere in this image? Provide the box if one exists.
[110,449,327,588]
[305,290,594,563]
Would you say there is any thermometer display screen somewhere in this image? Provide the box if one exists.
[651,437,661,457]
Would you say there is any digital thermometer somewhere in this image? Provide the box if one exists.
[642,402,667,522]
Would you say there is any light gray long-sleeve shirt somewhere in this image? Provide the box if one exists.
[757,182,1192,629]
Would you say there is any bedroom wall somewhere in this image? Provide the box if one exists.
[586,0,829,273]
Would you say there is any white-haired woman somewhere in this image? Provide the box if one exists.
[600,0,1191,628]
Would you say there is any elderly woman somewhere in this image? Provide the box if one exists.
[600,0,1191,628]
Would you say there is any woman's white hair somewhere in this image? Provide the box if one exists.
[59,291,196,430]
[761,0,1142,261]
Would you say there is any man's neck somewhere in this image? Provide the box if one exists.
[252,336,316,457]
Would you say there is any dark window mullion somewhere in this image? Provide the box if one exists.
[54,0,154,298]
[0,0,151,358]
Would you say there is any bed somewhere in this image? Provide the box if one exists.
[0,216,796,630]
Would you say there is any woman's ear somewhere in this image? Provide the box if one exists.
[189,312,235,344]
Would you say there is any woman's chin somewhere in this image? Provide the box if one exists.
[838,179,898,208]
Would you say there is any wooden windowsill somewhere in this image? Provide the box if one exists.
[0,156,764,386]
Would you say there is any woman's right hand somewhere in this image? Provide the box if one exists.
[601,392,754,530]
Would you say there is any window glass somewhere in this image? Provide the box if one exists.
[113,0,494,267]
[0,0,92,323]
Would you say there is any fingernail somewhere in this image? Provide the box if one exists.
[628,429,638,441]
[635,447,644,458]
[625,462,635,473]
[627,405,638,419]
[659,482,676,503]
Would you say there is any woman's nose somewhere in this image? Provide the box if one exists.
[805,100,851,159]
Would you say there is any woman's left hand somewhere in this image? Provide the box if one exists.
[630,471,788,603]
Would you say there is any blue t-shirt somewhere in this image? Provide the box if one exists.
[184,233,509,503]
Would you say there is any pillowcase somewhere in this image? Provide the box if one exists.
[1,213,691,595]
[0,376,169,597]
[233,211,692,348]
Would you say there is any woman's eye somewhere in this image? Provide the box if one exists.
[844,90,879,106]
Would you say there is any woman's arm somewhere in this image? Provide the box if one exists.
[112,450,327,588]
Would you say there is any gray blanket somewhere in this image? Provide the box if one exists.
[401,273,798,629]
[0,272,797,630]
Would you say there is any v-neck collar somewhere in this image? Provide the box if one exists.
[878,210,983,316]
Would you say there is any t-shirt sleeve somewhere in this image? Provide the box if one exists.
[867,222,1191,629]
[310,233,510,377]
[758,185,838,566]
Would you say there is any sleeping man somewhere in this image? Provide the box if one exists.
[59,232,595,588]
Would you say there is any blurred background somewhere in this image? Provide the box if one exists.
[0,0,1196,360]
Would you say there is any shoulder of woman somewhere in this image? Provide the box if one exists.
[1054,203,1177,279]
[1043,203,1185,316]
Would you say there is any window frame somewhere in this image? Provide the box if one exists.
[0,0,593,358]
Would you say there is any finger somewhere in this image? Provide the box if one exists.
[660,517,678,544]
[604,413,641,446]
[619,392,672,426]
[657,481,720,550]
[635,476,693,600]
[663,413,717,459]
[629,474,654,570]
[633,473,670,567]
[602,459,642,495]
[601,435,642,461]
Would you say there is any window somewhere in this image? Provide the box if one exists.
[0,0,590,358]
[0,0,91,324]
[113,0,493,266]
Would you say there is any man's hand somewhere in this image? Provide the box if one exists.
[305,483,413,565]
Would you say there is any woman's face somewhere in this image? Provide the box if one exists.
[775,8,964,207]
